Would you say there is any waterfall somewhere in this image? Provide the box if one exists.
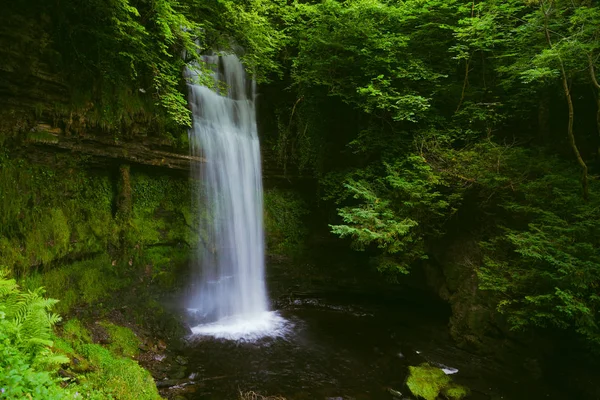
[186,54,286,340]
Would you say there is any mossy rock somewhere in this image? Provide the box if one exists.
[406,363,469,400]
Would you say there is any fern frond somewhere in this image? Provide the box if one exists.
[34,347,70,367]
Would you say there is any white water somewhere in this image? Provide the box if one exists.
[186,54,283,340]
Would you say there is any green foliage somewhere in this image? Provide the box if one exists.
[263,189,309,257]
[329,156,460,274]
[406,363,469,400]
[456,148,600,346]
[0,346,65,400]
[0,274,68,399]
[6,0,289,130]
[259,0,600,350]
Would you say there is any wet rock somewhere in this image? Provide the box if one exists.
[175,355,188,365]
[177,384,199,395]
[387,388,403,399]
[171,366,187,379]
[138,343,149,352]
[154,363,171,373]
[58,369,77,381]
[156,379,180,388]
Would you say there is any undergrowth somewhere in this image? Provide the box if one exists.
[0,274,161,399]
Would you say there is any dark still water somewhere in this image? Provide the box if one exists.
[181,297,564,400]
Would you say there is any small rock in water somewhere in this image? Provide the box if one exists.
[156,379,180,389]
[387,388,403,399]
[397,352,405,358]
[415,350,421,354]
[431,361,459,375]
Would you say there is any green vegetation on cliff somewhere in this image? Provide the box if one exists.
[1,0,286,138]
[0,149,199,312]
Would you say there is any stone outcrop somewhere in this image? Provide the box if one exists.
[25,124,204,170]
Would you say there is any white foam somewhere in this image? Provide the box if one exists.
[442,367,459,375]
[190,311,291,341]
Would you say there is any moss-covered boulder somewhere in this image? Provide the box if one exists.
[406,363,469,400]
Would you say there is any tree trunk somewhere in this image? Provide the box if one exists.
[541,0,589,200]
[589,55,600,157]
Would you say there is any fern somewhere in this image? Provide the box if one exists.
[0,274,65,364]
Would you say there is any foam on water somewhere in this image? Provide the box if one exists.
[190,311,291,341]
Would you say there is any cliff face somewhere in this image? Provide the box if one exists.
[0,8,200,298]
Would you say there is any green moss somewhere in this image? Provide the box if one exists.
[137,246,189,289]
[406,363,469,400]
[24,208,71,266]
[0,154,120,275]
[263,189,309,257]
[76,343,160,400]
[117,164,133,223]
[99,321,141,358]
[51,318,160,399]
[26,130,60,144]
[127,172,197,249]
[22,254,128,314]
[62,319,92,347]
[443,385,469,399]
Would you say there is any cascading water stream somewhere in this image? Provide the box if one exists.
[186,54,287,340]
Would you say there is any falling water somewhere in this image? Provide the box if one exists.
[186,54,287,340]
